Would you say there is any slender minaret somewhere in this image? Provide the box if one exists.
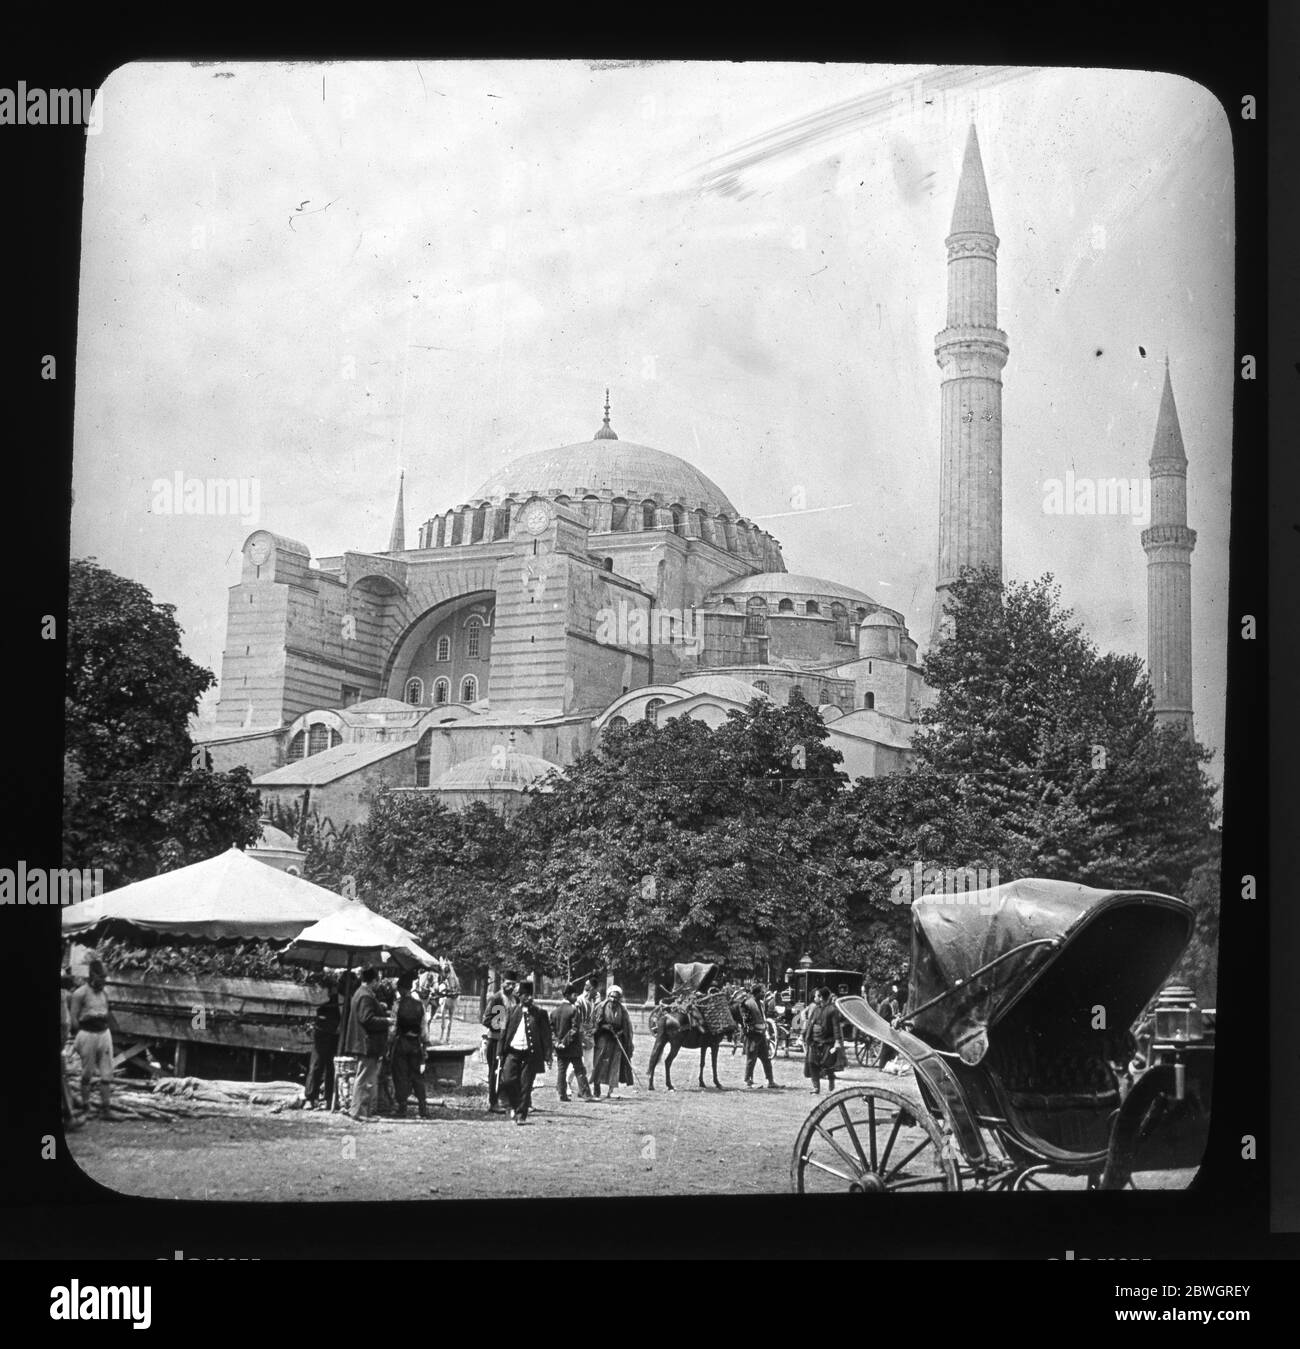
[1141,361,1196,736]
[388,470,405,553]
[931,124,1009,646]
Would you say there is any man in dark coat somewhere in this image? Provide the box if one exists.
[740,983,779,1089]
[390,971,430,1118]
[550,982,592,1102]
[497,981,552,1124]
[875,983,903,1074]
[590,985,635,1100]
[481,975,518,1114]
[343,967,390,1122]
[303,981,341,1110]
[803,985,844,1094]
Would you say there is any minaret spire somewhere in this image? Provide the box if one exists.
[930,123,1009,645]
[594,387,618,440]
[388,470,406,553]
[1142,363,1196,736]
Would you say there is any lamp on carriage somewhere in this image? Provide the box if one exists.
[798,954,813,969]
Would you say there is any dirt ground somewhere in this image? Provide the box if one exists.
[67,1030,1194,1201]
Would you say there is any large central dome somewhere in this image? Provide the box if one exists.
[470,438,739,517]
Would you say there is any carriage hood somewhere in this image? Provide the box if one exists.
[671,962,721,995]
[907,878,1194,1063]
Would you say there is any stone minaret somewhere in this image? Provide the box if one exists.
[931,124,1009,646]
[388,470,405,553]
[1141,361,1196,735]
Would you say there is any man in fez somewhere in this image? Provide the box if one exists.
[497,981,552,1125]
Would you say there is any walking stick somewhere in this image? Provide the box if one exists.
[614,1034,639,1088]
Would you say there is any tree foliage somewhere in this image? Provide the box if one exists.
[63,559,262,885]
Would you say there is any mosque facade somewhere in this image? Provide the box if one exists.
[201,124,1195,827]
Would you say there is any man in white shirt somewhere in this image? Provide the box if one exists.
[495,981,552,1125]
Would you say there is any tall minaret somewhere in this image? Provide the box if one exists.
[931,124,1009,646]
[387,471,405,553]
[1141,361,1196,736]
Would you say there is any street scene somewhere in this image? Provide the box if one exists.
[61,61,1228,1207]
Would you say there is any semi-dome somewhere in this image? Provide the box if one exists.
[674,674,774,703]
[470,439,739,517]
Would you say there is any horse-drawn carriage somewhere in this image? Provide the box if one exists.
[791,878,1214,1192]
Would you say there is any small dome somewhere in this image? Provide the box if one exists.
[253,821,300,852]
[674,675,773,703]
[431,749,558,793]
[860,610,902,628]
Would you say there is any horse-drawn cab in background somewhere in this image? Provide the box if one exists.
[774,967,866,1059]
[791,878,1214,1192]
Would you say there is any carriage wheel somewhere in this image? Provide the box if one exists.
[791,1086,960,1194]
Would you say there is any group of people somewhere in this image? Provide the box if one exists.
[303,957,461,1118]
[481,976,636,1124]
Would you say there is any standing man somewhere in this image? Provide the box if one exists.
[59,971,82,1130]
[573,978,597,1091]
[481,975,517,1114]
[875,983,903,1074]
[303,980,341,1110]
[391,971,431,1119]
[438,961,460,1044]
[804,986,845,1095]
[497,981,552,1125]
[590,985,635,1100]
[69,960,114,1119]
[343,967,390,1122]
[551,982,592,1103]
[740,983,779,1090]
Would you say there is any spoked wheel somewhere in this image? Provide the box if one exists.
[854,1034,882,1067]
[791,1086,960,1194]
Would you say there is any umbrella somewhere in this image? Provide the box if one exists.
[280,906,438,974]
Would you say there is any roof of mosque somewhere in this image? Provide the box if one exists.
[430,749,559,793]
[673,674,774,703]
[469,438,739,517]
[712,572,879,605]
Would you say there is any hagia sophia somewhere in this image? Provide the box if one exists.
[199,125,1197,829]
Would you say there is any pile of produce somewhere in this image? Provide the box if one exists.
[93,937,325,984]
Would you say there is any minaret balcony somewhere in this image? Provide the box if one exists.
[1141,523,1197,550]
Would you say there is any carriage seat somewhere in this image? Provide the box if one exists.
[982,1032,1126,1160]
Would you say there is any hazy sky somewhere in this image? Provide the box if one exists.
[71,61,1233,779]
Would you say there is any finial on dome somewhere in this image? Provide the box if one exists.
[595,387,618,440]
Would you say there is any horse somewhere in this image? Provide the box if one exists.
[646,985,744,1091]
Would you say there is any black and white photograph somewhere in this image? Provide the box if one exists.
[53,58,1236,1206]
[1,13,1283,1291]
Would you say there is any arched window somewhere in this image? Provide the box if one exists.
[405,677,424,706]
[460,675,478,703]
[777,598,794,612]
[863,691,875,710]
[644,698,665,724]
[493,503,512,540]
[288,731,306,761]
[466,616,482,659]
[415,729,433,787]
[308,724,329,756]
[744,596,768,637]
[607,715,628,732]
[753,680,770,695]
[603,557,614,572]
[805,600,820,615]
[856,607,868,622]
[611,498,629,531]
[819,687,830,704]
[832,602,849,641]
[670,504,686,536]
[470,504,487,543]
[642,500,657,529]
[330,728,343,748]
[433,677,450,705]
[721,598,737,611]
[436,635,450,662]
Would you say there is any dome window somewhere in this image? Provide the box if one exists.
[405,677,424,706]
[778,598,794,612]
[644,697,665,724]
[607,715,628,732]
[288,731,306,762]
[744,597,768,637]
[308,724,329,756]
[433,677,450,705]
[805,600,820,615]
[460,675,478,703]
[416,729,433,787]
[753,680,770,695]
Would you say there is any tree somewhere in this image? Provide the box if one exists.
[911,568,1218,895]
[63,559,262,885]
